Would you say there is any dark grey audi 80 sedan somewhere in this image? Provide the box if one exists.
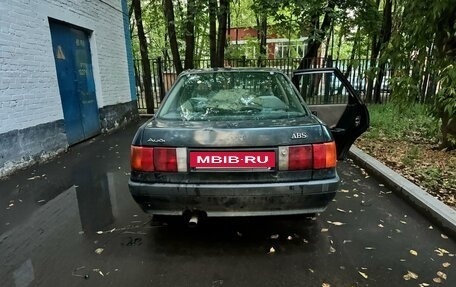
[129,68,369,223]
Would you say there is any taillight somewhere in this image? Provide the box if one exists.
[313,142,336,169]
[154,147,177,172]
[131,146,187,172]
[131,146,154,171]
[279,141,337,171]
[289,145,313,170]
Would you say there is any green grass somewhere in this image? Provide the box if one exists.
[417,167,443,191]
[357,103,455,204]
[364,103,440,143]
[402,145,420,167]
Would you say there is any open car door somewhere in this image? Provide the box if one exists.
[292,68,369,160]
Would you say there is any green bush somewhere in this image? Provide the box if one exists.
[364,103,440,143]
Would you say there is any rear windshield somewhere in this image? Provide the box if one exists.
[157,71,309,121]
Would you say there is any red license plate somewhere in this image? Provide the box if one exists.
[189,151,276,170]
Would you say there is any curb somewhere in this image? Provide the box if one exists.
[349,145,456,239]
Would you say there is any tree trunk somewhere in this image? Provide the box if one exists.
[257,14,267,57]
[184,0,196,70]
[163,0,183,74]
[209,0,217,67]
[216,0,229,67]
[365,0,382,103]
[336,27,360,95]
[373,0,392,103]
[297,0,335,69]
[132,0,154,113]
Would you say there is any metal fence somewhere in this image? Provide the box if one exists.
[134,56,393,113]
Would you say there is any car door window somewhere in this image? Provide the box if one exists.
[293,70,349,128]
[293,68,369,159]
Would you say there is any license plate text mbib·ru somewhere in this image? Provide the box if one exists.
[189,151,276,170]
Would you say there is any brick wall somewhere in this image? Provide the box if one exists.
[0,0,136,177]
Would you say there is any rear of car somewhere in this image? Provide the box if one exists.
[129,69,346,218]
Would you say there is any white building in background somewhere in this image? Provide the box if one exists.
[0,0,137,177]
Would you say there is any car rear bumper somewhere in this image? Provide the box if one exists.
[128,176,339,217]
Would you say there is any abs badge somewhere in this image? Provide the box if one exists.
[291,132,308,139]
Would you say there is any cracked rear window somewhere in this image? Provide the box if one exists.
[157,71,309,121]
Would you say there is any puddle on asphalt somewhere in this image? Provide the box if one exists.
[0,169,150,286]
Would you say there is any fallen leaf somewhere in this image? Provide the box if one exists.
[436,271,447,280]
[340,189,349,193]
[435,248,450,256]
[303,239,309,244]
[96,231,103,235]
[442,262,450,268]
[321,228,329,233]
[343,240,352,244]
[322,283,330,287]
[400,220,407,224]
[336,208,346,213]
[353,194,359,198]
[268,247,276,254]
[330,246,336,253]
[287,236,293,240]
[308,268,314,273]
[433,277,442,283]
[429,226,434,229]
[419,283,430,287]
[441,234,448,239]
[270,234,279,239]
[358,271,368,279]
[365,247,376,250]
[403,270,418,280]
[95,248,104,255]
[327,221,346,226]
[378,224,384,228]
[212,280,223,286]
[410,250,418,256]
[400,259,406,262]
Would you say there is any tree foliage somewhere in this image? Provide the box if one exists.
[128,0,455,146]
[388,0,456,147]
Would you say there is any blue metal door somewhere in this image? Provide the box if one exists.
[50,21,100,145]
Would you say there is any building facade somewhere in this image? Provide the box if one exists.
[0,0,137,177]
[228,27,307,59]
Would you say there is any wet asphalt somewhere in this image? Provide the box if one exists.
[0,119,454,287]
